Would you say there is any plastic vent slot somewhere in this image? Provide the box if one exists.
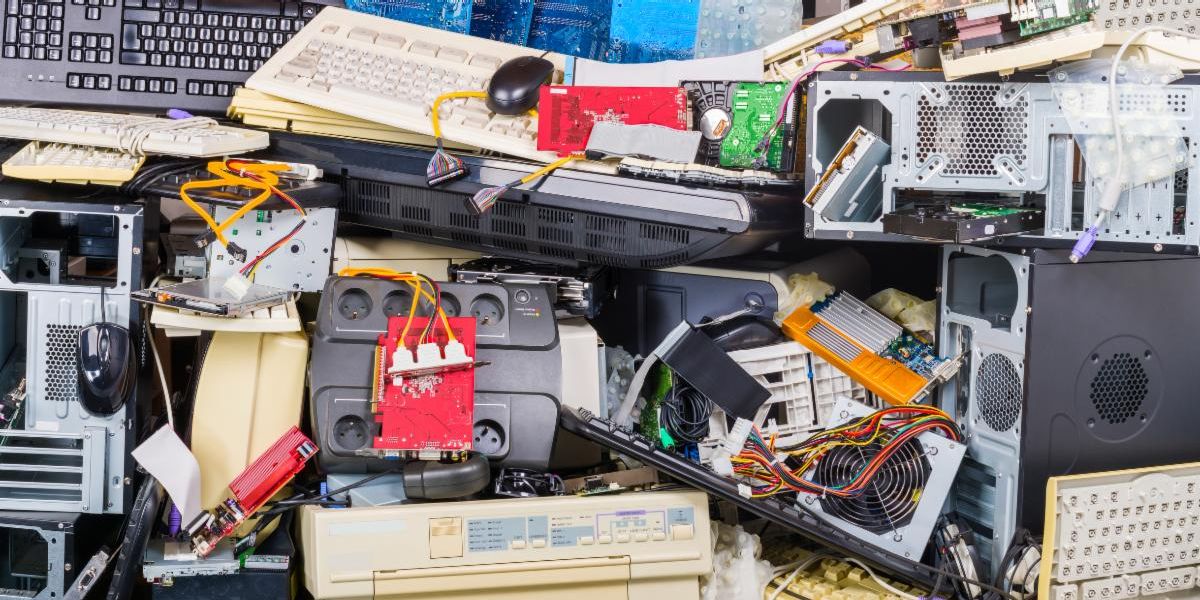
[1089,353,1149,425]
[976,353,1022,433]
[916,84,1030,177]
[43,324,83,403]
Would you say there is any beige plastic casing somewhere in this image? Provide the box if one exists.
[299,490,712,600]
[190,331,309,510]
[331,237,481,281]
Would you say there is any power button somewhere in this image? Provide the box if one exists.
[515,289,531,304]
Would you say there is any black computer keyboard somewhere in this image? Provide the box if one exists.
[0,0,343,113]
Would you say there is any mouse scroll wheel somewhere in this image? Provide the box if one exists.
[99,331,109,357]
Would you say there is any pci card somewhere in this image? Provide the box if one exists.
[369,316,477,459]
[536,85,689,156]
[781,291,961,405]
[186,427,317,557]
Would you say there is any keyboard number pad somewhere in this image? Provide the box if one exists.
[3,0,66,60]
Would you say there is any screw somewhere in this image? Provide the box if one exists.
[1025,306,1032,314]
[132,247,141,255]
[1154,243,1163,252]
[65,563,72,572]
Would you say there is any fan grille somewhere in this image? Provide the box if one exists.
[976,353,1022,432]
[1090,352,1148,425]
[813,435,930,534]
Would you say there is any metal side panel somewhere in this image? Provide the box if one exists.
[937,245,1030,577]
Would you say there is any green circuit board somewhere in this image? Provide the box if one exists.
[948,203,1039,217]
[1018,0,1096,35]
[719,82,790,171]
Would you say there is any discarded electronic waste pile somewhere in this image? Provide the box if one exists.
[0,0,1198,599]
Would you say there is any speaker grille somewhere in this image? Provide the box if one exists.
[976,353,1021,432]
[44,324,83,403]
[1089,353,1149,425]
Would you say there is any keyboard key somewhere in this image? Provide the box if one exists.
[120,50,147,64]
[123,8,159,21]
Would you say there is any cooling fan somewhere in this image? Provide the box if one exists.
[798,397,966,559]
[812,435,930,534]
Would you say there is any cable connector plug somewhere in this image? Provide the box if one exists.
[711,450,734,476]
[722,417,753,455]
[226,241,248,263]
[193,229,217,250]
[1070,225,1100,263]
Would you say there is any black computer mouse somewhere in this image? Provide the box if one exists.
[486,56,555,115]
[77,323,135,416]
[704,316,785,352]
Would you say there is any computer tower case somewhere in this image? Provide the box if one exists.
[0,184,153,514]
[0,512,111,600]
[937,246,1200,574]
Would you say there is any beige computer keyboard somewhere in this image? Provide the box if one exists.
[2,141,144,185]
[246,7,565,163]
[228,88,476,150]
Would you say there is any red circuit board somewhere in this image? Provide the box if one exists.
[230,426,317,509]
[372,316,476,453]
[192,426,316,557]
[536,86,689,156]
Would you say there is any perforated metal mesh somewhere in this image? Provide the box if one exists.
[1097,0,1197,34]
[916,85,1030,177]
[44,324,83,403]
[976,353,1022,432]
[1090,353,1149,425]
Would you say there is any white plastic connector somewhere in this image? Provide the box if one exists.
[722,417,754,455]
[711,450,734,476]
[388,340,473,378]
[221,273,252,300]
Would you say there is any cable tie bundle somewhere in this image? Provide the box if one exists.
[115,116,218,156]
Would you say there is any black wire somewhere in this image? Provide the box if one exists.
[267,466,405,508]
[659,385,711,444]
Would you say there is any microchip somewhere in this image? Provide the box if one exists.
[536,85,689,156]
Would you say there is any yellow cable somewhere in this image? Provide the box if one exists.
[337,268,458,343]
[430,91,488,139]
[517,154,578,185]
[178,161,297,246]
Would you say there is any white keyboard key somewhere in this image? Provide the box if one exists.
[410,40,439,56]
[347,27,377,43]
[469,54,503,70]
[378,33,406,49]
[437,47,467,63]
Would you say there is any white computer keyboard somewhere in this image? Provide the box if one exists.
[0,107,270,157]
[246,7,566,163]
[2,141,144,185]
